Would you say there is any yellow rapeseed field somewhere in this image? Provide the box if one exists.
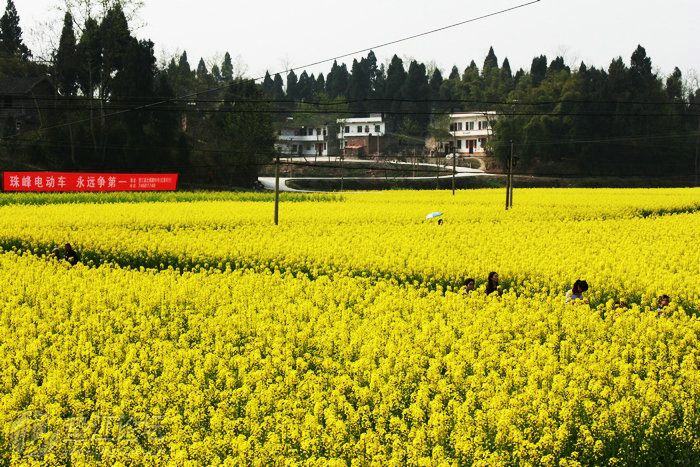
[0,188,699,465]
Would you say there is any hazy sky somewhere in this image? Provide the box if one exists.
[15,0,700,82]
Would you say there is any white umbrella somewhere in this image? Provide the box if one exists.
[426,212,444,220]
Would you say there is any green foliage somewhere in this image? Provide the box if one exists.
[221,52,233,81]
[53,12,78,96]
[0,0,30,60]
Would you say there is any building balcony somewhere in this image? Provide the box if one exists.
[278,135,326,143]
[451,130,490,138]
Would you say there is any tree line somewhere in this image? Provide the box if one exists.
[0,1,273,187]
[263,47,699,176]
[0,0,698,184]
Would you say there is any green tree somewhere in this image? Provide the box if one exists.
[286,70,298,100]
[530,55,547,87]
[500,57,514,93]
[0,0,30,60]
[76,17,101,97]
[347,58,370,115]
[326,60,349,98]
[221,52,233,81]
[384,55,407,128]
[297,71,314,101]
[429,67,443,100]
[196,58,209,81]
[665,67,683,101]
[547,56,570,75]
[54,12,79,96]
[315,73,326,95]
[211,64,222,82]
[483,46,498,74]
[401,60,431,135]
[272,73,284,99]
[209,80,276,186]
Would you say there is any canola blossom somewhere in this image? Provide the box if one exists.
[0,189,699,464]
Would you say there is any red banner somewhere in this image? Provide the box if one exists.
[3,172,178,192]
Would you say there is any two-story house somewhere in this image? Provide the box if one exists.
[445,111,497,156]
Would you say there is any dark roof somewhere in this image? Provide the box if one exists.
[0,76,54,95]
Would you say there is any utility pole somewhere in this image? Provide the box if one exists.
[340,123,345,192]
[452,109,457,196]
[695,117,699,187]
[435,146,440,190]
[506,101,517,210]
[274,151,280,225]
[505,140,511,210]
[508,139,514,209]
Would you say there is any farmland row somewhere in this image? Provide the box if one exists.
[1,252,699,464]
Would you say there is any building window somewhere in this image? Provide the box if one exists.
[457,140,462,149]
[323,129,327,136]
[345,126,350,133]
[468,122,475,131]
[365,125,369,133]
[323,143,327,150]
[375,124,381,133]
[292,144,298,152]
[457,122,463,131]
[357,126,363,133]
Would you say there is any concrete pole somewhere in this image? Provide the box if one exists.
[274,152,280,225]
[695,117,699,187]
[506,140,513,210]
[452,111,457,196]
[509,139,514,209]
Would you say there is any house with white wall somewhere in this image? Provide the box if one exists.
[275,126,329,157]
[444,112,497,156]
[275,114,387,158]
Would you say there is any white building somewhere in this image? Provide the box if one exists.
[446,111,497,156]
[275,126,329,157]
[337,115,385,138]
[275,114,387,157]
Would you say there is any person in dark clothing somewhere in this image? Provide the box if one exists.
[486,272,500,296]
[657,295,671,317]
[64,243,80,266]
[49,248,62,261]
[464,278,476,293]
[566,280,589,304]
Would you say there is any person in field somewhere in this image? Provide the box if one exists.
[486,272,500,296]
[64,243,80,266]
[566,280,589,304]
[657,295,671,317]
[463,278,476,293]
[49,248,62,261]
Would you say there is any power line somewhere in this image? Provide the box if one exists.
[5,94,696,107]
[13,104,700,118]
[4,129,699,155]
